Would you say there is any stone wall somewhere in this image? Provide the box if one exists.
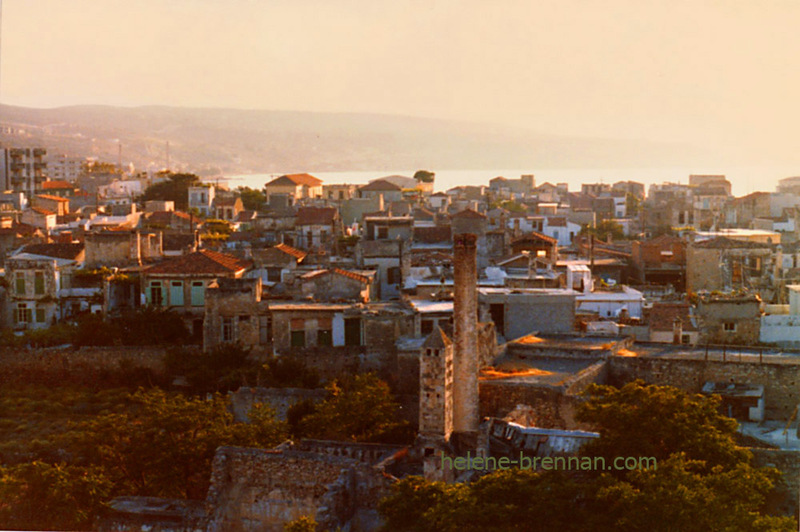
[0,346,167,387]
[479,380,585,429]
[608,355,800,421]
[229,387,327,422]
[203,446,395,532]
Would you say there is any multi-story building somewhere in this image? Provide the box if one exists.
[0,147,47,197]
[47,154,85,182]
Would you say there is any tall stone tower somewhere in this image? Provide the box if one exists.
[419,327,454,440]
[453,233,479,440]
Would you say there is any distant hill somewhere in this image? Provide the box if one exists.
[0,104,711,176]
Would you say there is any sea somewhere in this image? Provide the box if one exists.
[213,165,800,197]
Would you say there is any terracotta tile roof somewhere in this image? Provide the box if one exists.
[451,208,486,219]
[265,173,322,187]
[21,243,84,261]
[42,180,73,190]
[147,210,199,225]
[693,237,771,249]
[333,268,372,284]
[275,243,307,260]
[512,231,558,245]
[30,206,55,216]
[235,210,257,222]
[649,302,698,332]
[296,206,337,226]
[359,179,402,192]
[35,194,69,202]
[303,268,372,284]
[145,249,252,275]
[215,196,241,207]
[413,226,452,244]
[547,216,567,227]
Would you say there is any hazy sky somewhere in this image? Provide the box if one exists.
[3,0,800,160]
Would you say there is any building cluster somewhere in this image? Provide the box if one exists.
[10,151,800,529]
[8,158,800,349]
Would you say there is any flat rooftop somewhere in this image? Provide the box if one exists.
[482,355,598,387]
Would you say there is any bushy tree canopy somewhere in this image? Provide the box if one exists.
[379,382,795,532]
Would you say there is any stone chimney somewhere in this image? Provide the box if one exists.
[453,233,479,437]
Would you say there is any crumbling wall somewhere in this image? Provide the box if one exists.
[229,387,327,422]
[203,446,394,532]
[479,381,580,429]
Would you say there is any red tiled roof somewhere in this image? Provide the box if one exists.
[266,173,322,187]
[413,226,452,244]
[42,180,73,190]
[649,303,698,332]
[547,216,567,227]
[304,268,372,284]
[512,231,558,245]
[145,249,252,275]
[359,179,402,192]
[451,208,486,219]
[35,194,69,202]
[21,243,84,260]
[30,206,55,216]
[275,243,307,260]
[296,206,337,226]
[333,268,372,284]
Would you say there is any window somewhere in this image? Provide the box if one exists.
[681,334,691,344]
[259,315,272,345]
[190,281,205,306]
[421,318,434,335]
[35,307,45,323]
[317,317,333,346]
[291,318,306,347]
[344,317,361,346]
[149,281,164,306]
[387,266,401,285]
[34,271,45,295]
[266,268,282,283]
[15,304,31,324]
[377,226,389,239]
[222,317,235,343]
[723,322,737,332]
[15,272,25,295]
[170,281,184,306]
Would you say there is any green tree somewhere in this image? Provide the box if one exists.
[379,382,796,531]
[165,343,258,394]
[577,381,749,472]
[0,462,113,531]
[283,515,318,532]
[297,373,411,443]
[580,219,625,241]
[237,186,267,211]
[67,388,287,500]
[140,172,202,210]
[625,192,641,216]
[414,170,435,183]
